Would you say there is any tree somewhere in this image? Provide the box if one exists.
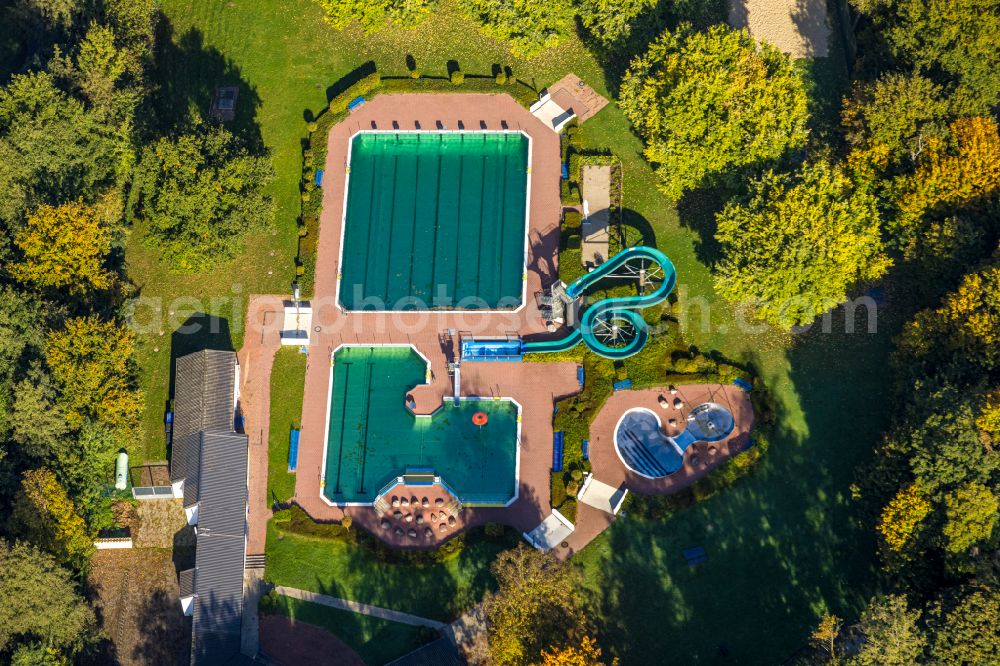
[619,23,808,199]
[458,0,574,59]
[895,264,1000,376]
[73,23,144,121]
[927,588,1000,665]
[877,485,931,554]
[45,316,141,431]
[849,595,926,666]
[976,388,1000,443]
[0,286,46,381]
[537,636,617,666]
[842,72,949,165]
[810,614,842,663]
[0,540,95,653]
[714,161,889,328]
[315,0,434,32]
[11,642,69,666]
[10,468,94,567]
[133,122,274,271]
[10,365,70,459]
[894,117,1000,234]
[942,483,998,554]
[485,546,589,666]
[9,200,115,294]
[576,0,657,46]
[869,0,1000,115]
[0,71,126,226]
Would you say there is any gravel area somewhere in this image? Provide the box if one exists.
[728,0,829,57]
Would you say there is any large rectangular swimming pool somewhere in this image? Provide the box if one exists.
[338,132,529,311]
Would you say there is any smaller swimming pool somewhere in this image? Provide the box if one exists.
[613,403,735,478]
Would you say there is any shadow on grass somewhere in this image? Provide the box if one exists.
[582,302,898,663]
[151,13,264,151]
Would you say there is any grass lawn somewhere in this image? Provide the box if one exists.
[153,1,889,661]
[260,595,432,665]
[265,522,512,622]
[268,347,307,505]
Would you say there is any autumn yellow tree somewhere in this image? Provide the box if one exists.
[810,614,842,663]
[894,117,1000,229]
[11,468,94,567]
[878,484,932,553]
[9,200,114,294]
[895,265,1000,370]
[485,546,589,666]
[45,317,141,431]
[975,388,1000,444]
[537,637,617,666]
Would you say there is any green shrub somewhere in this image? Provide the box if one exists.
[303,149,314,167]
[563,210,582,230]
[485,522,505,538]
[565,480,579,496]
[295,264,305,277]
[560,179,581,205]
[557,498,577,524]
[306,121,318,133]
[301,191,311,203]
[410,69,421,79]
[569,153,583,183]
[495,72,507,85]
[551,473,567,507]
[450,70,464,85]
[570,468,583,482]
[329,71,382,113]
[341,515,352,530]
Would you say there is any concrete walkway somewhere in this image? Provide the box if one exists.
[273,586,447,629]
[581,164,611,266]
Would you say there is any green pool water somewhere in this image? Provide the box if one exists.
[339,132,529,311]
[323,346,519,505]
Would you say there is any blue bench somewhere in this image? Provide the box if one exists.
[288,428,300,472]
[561,163,569,180]
[612,379,633,392]
[577,365,585,388]
[314,169,324,187]
[347,96,366,112]
[683,546,708,566]
[733,377,752,393]
[582,439,589,461]
[552,431,565,472]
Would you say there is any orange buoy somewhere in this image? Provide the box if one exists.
[472,411,489,426]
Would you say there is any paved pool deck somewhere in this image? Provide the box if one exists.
[288,93,581,545]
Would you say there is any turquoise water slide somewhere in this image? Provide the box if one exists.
[522,246,676,359]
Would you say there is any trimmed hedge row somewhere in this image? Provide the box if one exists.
[272,505,519,565]
[328,72,382,113]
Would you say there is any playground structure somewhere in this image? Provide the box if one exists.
[461,246,675,362]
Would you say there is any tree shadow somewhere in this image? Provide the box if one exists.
[151,13,264,151]
[132,588,192,665]
[325,60,377,104]
[619,208,657,248]
[675,184,737,267]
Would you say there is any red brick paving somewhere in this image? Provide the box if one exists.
[239,295,286,556]
[561,384,754,558]
[259,614,364,666]
[291,94,579,545]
